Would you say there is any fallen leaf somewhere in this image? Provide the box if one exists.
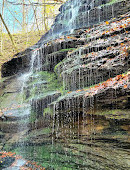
[105,21,109,25]
[124,84,127,89]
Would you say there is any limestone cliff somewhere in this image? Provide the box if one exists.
[1,0,130,77]
[0,0,130,120]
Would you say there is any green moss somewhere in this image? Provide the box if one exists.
[54,57,74,75]
[59,48,75,52]
[12,144,80,169]
[3,144,13,152]
[25,71,65,102]
[101,0,122,6]
[92,109,130,120]
[0,92,24,109]
[28,128,51,138]
[0,77,7,83]
[29,110,37,123]
[109,0,121,4]
[43,107,53,116]
[54,61,63,74]
[86,34,91,38]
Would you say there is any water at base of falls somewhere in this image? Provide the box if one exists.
[11,114,130,170]
[2,49,130,170]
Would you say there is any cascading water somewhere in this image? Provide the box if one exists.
[18,49,39,101]
[1,0,130,169]
[16,49,41,145]
[68,0,81,32]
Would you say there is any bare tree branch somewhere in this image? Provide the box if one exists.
[5,1,22,27]
[28,0,41,35]
[0,13,18,53]
[5,0,63,6]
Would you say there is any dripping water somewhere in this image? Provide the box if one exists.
[98,6,101,23]
[112,4,114,18]
[88,10,90,26]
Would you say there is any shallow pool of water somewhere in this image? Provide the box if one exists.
[11,115,130,170]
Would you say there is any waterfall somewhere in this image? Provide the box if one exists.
[18,50,38,101]
[98,6,101,23]
[111,4,114,18]
[68,0,81,31]
[16,50,39,131]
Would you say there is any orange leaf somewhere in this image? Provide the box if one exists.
[124,85,127,89]
[105,21,109,25]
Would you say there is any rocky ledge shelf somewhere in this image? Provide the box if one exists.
[0,1,130,169]
[1,0,130,77]
[49,72,130,121]
[0,12,130,121]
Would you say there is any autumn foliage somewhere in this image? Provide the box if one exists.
[0,151,45,170]
[67,72,129,97]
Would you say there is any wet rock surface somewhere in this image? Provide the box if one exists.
[1,115,129,170]
[55,15,130,91]
[51,72,130,120]
[31,92,61,117]
[0,0,130,169]
[1,0,130,77]
[0,11,130,131]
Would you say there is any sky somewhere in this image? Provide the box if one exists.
[0,0,37,33]
[0,0,65,33]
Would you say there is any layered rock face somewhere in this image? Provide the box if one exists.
[0,2,130,168]
[0,0,130,119]
[55,18,130,91]
[51,0,127,35]
[39,0,129,42]
[1,0,130,77]
[27,13,130,117]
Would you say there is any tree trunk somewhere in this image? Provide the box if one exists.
[44,0,48,31]
[0,13,18,53]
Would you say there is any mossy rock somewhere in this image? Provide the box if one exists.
[90,109,130,120]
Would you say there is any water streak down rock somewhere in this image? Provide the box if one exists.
[0,0,130,118]
[1,0,130,77]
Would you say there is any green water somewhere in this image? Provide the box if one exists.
[12,115,130,170]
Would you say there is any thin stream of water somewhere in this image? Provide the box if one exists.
[1,0,129,169]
